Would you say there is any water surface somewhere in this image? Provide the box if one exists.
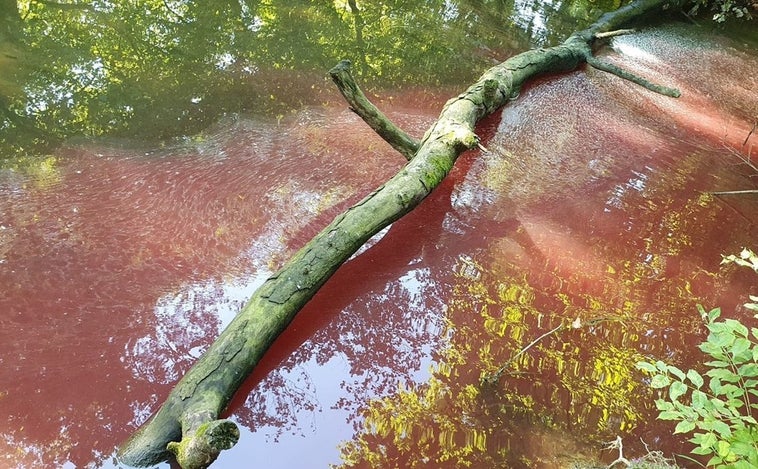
[1,3,757,469]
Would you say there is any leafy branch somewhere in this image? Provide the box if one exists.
[636,250,758,468]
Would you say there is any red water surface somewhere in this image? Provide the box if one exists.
[1,24,757,469]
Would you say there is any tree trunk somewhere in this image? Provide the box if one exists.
[118,0,684,467]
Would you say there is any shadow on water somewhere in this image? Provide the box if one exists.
[0,1,757,468]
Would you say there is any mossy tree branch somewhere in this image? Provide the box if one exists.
[118,0,685,467]
[329,60,420,160]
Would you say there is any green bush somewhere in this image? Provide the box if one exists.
[688,0,755,22]
[636,249,758,468]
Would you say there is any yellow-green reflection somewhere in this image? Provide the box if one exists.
[334,142,746,466]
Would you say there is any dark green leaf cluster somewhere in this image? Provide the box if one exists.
[637,304,758,468]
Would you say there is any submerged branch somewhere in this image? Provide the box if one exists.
[586,55,681,97]
[481,316,628,386]
[329,60,420,161]
[481,322,566,386]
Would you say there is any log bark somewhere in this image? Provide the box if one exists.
[118,0,684,467]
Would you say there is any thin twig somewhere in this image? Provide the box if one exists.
[481,315,626,385]
[482,322,565,385]
[722,142,758,173]
[708,189,758,196]
[162,0,186,21]
[744,121,757,147]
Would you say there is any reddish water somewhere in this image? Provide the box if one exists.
[1,25,757,468]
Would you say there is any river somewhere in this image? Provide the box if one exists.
[0,2,756,468]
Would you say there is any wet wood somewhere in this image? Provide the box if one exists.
[329,60,420,161]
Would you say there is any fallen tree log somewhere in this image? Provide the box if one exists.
[118,0,684,467]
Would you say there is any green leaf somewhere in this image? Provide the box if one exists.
[655,400,674,411]
[716,440,731,458]
[732,460,757,469]
[710,377,723,395]
[710,330,736,348]
[668,365,686,381]
[657,410,682,420]
[651,374,671,389]
[708,322,728,334]
[705,360,730,368]
[674,420,697,434]
[670,380,688,401]
[738,363,758,378]
[730,431,758,457]
[636,361,657,373]
[687,369,704,388]
[709,398,728,412]
[692,389,709,410]
[689,431,706,445]
[712,420,733,439]
[708,307,722,322]
[700,432,718,448]
[679,405,698,421]
[691,445,713,455]
[733,352,754,365]
[708,368,740,383]
[726,398,745,410]
[731,338,752,358]
[725,319,749,338]
[700,341,727,360]
[721,383,745,398]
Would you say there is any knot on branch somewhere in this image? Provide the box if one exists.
[451,126,480,150]
[167,419,240,469]
[433,121,480,151]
